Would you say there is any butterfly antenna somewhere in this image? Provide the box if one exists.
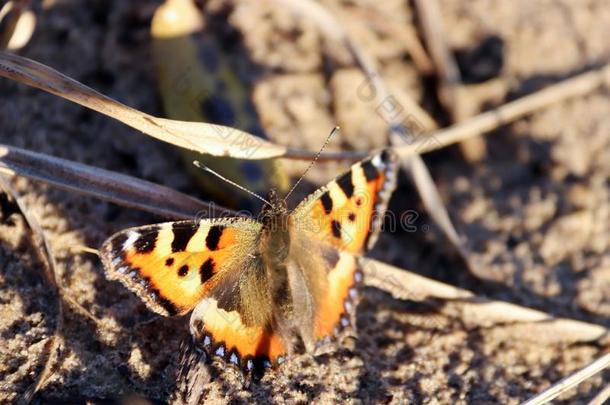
[193,161,271,206]
[284,126,339,203]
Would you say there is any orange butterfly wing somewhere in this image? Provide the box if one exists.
[291,149,397,340]
[100,218,287,374]
[100,218,261,316]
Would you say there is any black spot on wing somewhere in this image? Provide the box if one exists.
[336,172,354,198]
[361,160,380,182]
[200,258,215,284]
[206,225,225,251]
[134,227,159,254]
[165,257,174,267]
[178,265,189,277]
[172,222,199,253]
[110,233,128,259]
[348,212,356,222]
[379,149,390,163]
[320,191,333,214]
[331,220,342,239]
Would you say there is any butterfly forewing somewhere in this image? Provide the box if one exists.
[292,149,397,254]
[100,218,261,316]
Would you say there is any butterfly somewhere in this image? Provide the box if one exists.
[99,149,397,377]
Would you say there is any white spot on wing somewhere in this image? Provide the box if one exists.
[372,154,384,167]
[123,231,140,250]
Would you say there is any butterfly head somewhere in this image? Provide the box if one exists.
[260,189,289,231]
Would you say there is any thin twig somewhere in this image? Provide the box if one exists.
[342,4,434,74]
[2,51,610,165]
[414,0,486,161]
[400,63,610,157]
[522,352,610,405]
[413,0,461,113]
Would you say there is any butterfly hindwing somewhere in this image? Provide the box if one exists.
[289,234,362,343]
[100,218,261,316]
[190,293,287,374]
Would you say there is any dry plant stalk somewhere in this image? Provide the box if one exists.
[364,258,608,345]
[272,0,479,281]
[0,175,63,402]
[522,352,610,405]
[0,143,215,219]
[414,0,487,162]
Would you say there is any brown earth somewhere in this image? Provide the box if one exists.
[0,0,609,403]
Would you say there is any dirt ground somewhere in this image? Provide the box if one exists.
[1,0,609,403]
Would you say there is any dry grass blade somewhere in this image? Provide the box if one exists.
[0,51,287,159]
[344,4,434,74]
[363,258,608,345]
[588,383,610,405]
[0,143,218,219]
[414,0,486,161]
[0,0,35,51]
[522,352,610,405]
[413,0,461,110]
[398,62,610,157]
[0,175,63,402]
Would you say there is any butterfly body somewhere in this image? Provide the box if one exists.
[100,150,397,377]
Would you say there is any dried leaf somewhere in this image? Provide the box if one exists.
[363,258,608,345]
[0,52,287,159]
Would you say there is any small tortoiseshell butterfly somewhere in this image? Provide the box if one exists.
[100,149,397,377]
